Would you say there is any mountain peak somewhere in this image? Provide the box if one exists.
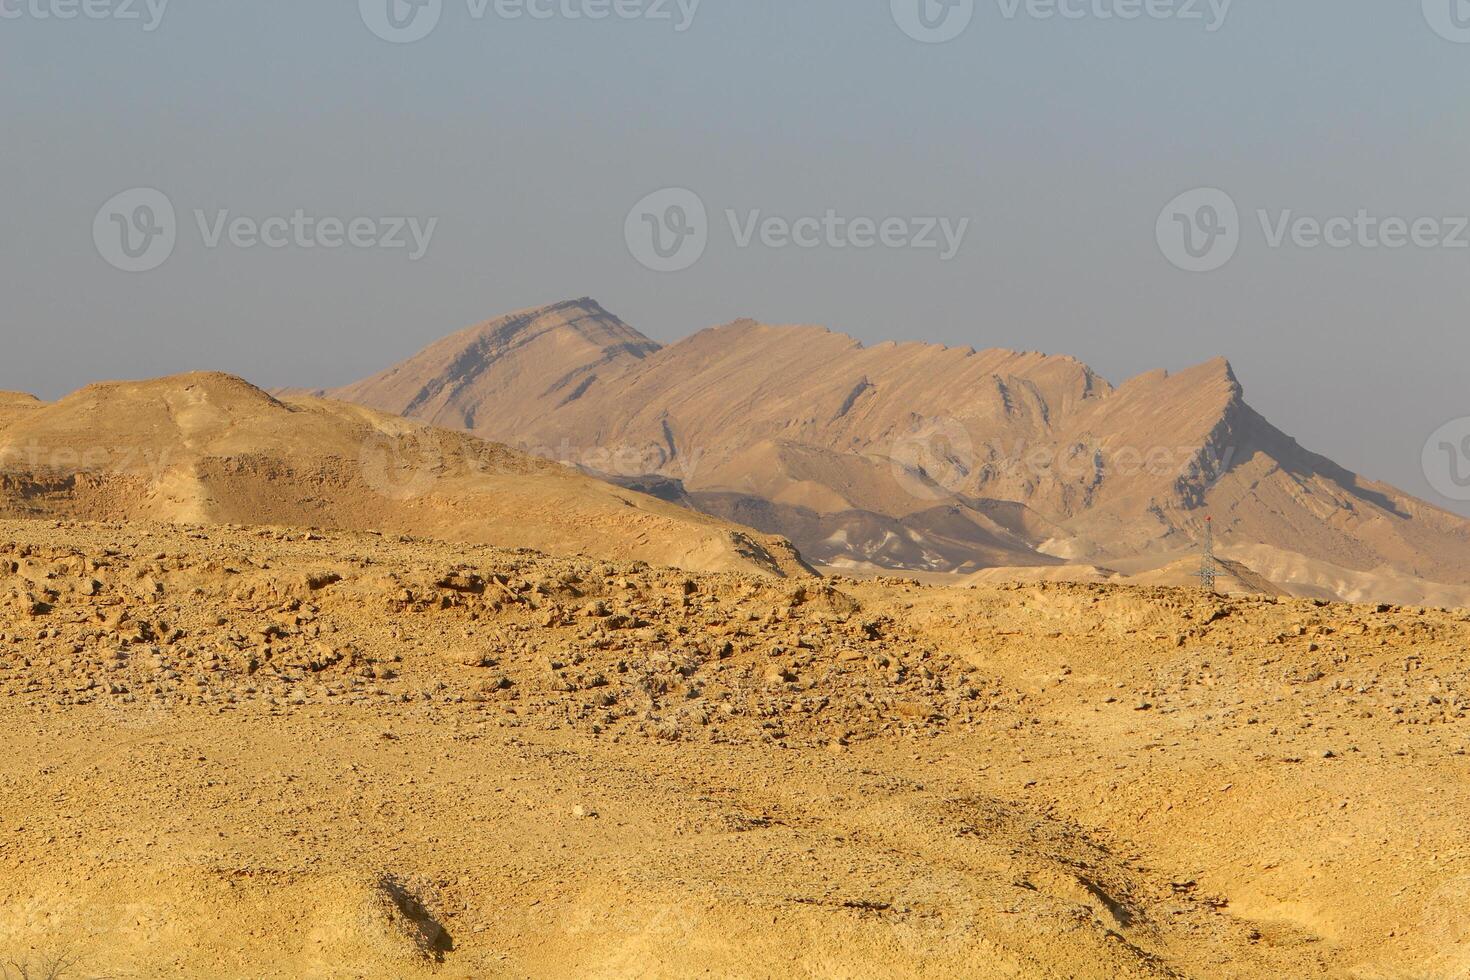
[321,300,659,432]
[455,298,656,350]
[1181,355,1240,388]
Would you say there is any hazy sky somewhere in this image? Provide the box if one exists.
[3,0,1469,514]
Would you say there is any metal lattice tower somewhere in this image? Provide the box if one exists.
[1199,516,1218,592]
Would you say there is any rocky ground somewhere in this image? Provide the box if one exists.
[2,520,1469,978]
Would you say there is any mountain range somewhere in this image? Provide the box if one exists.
[292,298,1470,605]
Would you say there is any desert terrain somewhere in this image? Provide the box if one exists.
[2,349,1469,977]
[12,0,1464,974]
[3,517,1470,978]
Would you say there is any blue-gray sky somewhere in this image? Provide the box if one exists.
[3,0,1469,513]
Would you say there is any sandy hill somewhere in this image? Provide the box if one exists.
[0,372,808,577]
[307,299,1470,605]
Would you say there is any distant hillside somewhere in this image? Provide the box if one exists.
[305,299,1470,605]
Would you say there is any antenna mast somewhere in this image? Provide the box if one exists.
[1199,516,1218,593]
